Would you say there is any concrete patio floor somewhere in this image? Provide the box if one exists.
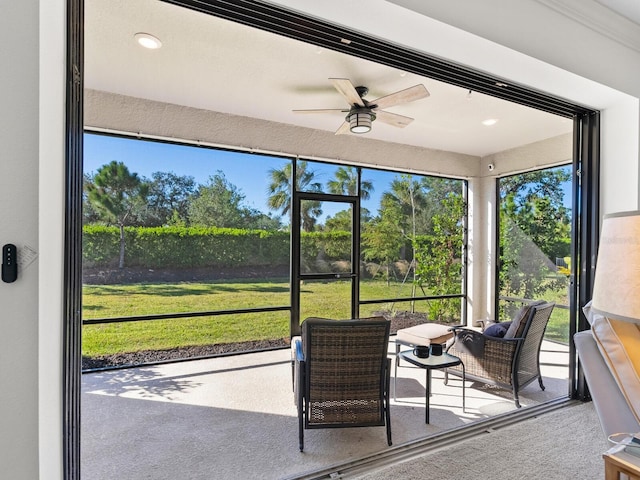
[81,337,570,480]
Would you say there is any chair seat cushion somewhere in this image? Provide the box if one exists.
[396,323,453,346]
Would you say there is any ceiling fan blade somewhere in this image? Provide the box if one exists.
[334,121,352,135]
[371,84,429,110]
[330,78,365,107]
[375,110,414,128]
[293,108,348,114]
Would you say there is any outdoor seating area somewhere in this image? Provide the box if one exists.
[292,317,393,451]
[445,301,556,408]
[82,332,569,479]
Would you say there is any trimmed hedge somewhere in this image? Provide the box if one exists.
[83,225,352,269]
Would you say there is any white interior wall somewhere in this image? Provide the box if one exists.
[39,0,66,478]
[2,2,636,480]
[1,1,43,479]
[600,98,640,212]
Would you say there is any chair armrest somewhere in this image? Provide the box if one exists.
[447,327,486,355]
[448,325,472,335]
[294,338,304,362]
[291,337,305,403]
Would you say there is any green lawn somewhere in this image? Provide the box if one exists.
[82,279,570,357]
[83,279,416,356]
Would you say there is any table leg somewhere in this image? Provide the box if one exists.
[393,353,398,401]
[461,363,466,413]
[425,369,431,424]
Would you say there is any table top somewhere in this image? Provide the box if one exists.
[399,350,462,369]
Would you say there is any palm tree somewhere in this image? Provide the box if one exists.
[327,166,374,200]
[380,174,426,241]
[267,161,322,231]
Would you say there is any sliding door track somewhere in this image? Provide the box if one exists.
[285,396,576,480]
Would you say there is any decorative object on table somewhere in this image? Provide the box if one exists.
[394,322,454,368]
[291,317,392,452]
[414,345,430,358]
[445,301,555,408]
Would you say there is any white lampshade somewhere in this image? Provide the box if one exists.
[591,210,640,323]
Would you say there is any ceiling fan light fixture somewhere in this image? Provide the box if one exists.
[349,111,374,134]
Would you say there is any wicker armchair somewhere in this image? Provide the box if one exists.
[444,301,555,408]
[292,317,392,452]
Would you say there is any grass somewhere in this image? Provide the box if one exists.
[82,278,570,357]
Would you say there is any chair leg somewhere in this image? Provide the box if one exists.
[298,404,304,452]
[443,369,449,386]
[298,371,305,451]
[385,359,392,446]
[538,375,545,391]
[386,417,392,446]
[513,391,521,408]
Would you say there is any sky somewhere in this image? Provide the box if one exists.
[83,133,395,222]
[83,133,572,224]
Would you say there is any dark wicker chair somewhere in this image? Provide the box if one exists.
[444,301,555,408]
[292,317,392,452]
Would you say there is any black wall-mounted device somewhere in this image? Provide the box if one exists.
[2,244,18,283]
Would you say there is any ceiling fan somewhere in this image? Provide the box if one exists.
[293,78,430,135]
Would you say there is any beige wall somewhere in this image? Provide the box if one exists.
[84,90,481,178]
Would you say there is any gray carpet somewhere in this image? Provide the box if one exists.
[352,402,609,480]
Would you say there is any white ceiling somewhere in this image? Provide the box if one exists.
[85,0,579,157]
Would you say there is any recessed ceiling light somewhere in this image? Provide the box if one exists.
[134,32,162,50]
[482,118,498,126]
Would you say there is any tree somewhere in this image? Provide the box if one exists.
[377,175,428,279]
[498,167,571,305]
[414,193,465,322]
[327,166,374,199]
[362,208,404,285]
[323,209,352,232]
[324,207,372,232]
[85,161,149,268]
[267,161,322,232]
[189,171,264,228]
[418,177,463,234]
[82,172,101,225]
[380,175,427,243]
[146,172,196,226]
